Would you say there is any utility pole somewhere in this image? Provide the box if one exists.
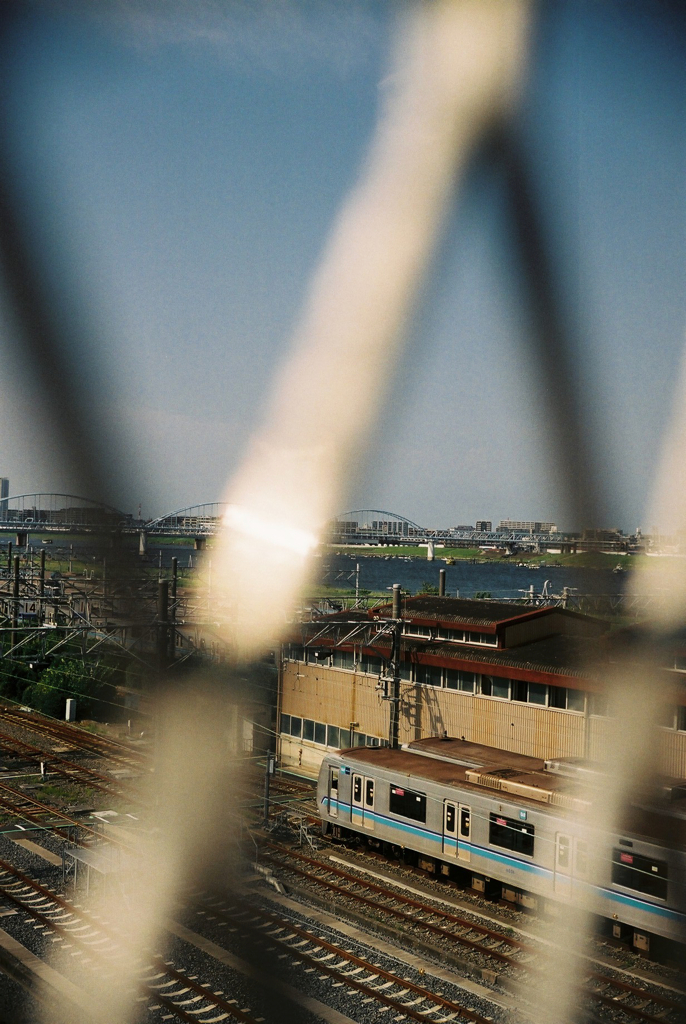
[11,555,20,653]
[389,583,403,750]
[263,751,276,827]
[39,548,45,626]
[157,580,169,675]
[169,556,178,663]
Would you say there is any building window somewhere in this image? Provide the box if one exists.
[512,680,527,702]
[306,648,330,666]
[361,653,383,675]
[489,813,535,856]
[288,645,304,661]
[314,721,327,745]
[327,725,340,747]
[333,649,355,670]
[280,713,291,734]
[528,682,548,706]
[289,716,302,738]
[445,669,475,692]
[416,663,442,687]
[302,719,314,741]
[612,849,667,900]
[389,784,427,823]
[566,688,585,712]
[677,707,686,732]
[400,661,413,681]
[481,675,509,699]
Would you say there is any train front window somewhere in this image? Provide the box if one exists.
[489,813,535,857]
[612,849,667,900]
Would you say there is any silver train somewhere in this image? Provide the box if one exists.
[317,736,686,953]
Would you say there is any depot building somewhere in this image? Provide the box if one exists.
[278,596,686,777]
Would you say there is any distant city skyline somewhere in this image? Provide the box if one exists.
[0,3,685,533]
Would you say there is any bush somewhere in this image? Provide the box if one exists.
[21,659,118,721]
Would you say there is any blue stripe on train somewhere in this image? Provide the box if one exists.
[326,796,548,877]
[324,796,686,926]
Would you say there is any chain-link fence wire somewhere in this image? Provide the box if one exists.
[0,2,685,1023]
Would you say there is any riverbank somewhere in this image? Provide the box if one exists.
[325,545,660,571]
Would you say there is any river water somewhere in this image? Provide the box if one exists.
[320,552,625,602]
[27,538,665,606]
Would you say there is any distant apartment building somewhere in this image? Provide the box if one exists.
[497,519,557,533]
[475,520,492,532]
[0,478,8,517]
[582,527,624,543]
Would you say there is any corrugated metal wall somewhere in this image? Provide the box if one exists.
[279,662,686,775]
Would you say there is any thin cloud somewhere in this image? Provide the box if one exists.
[72,0,387,78]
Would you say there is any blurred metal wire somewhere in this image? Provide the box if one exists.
[0,2,684,1022]
[0,5,117,510]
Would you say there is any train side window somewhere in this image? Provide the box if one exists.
[489,813,535,857]
[365,778,374,805]
[557,835,570,869]
[460,807,471,837]
[612,849,667,901]
[389,784,427,823]
[353,776,362,802]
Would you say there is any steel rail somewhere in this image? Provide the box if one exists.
[262,845,524,965]
[0,729,142,804]
[0,709,147,766]
[0,861,261,1024]
[264,844,686,1024]
[204,893,500,1024]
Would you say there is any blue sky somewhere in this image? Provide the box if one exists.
[0,1,685,532]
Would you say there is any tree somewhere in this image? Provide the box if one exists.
[417,581,439,595]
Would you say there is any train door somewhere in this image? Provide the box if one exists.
[363,777,375,831]
[351,774,363,827]
[328,768,339,818]
[458,804,471,863]
[554,833,572,897]
[443,800,458,857]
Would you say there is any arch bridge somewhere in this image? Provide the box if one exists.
[327,509,425,544]
[0,493,131,535]
[145,502,229,537]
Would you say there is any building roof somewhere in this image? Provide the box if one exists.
[361,631,605,684]
[372,595,595,630]
[418,633,606,681]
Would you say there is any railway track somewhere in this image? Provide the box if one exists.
[0,729,143,804]
[260,843,686,1024]
[0,709,146,769]
[263,841,530,969]
[195,890,501,1024]
[0,859,264,1024]
[0,781,126,848]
